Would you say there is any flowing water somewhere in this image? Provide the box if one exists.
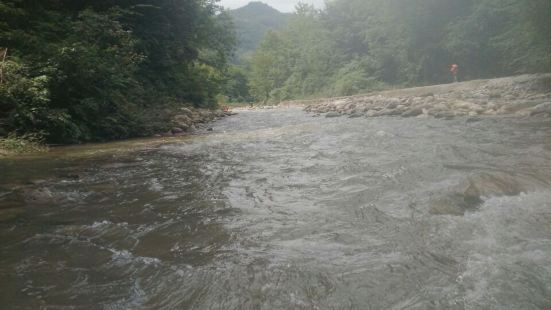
[1,108,551,309]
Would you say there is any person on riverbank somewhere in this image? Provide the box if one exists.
[450,64,459,82]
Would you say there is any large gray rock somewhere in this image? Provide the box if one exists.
[366,109,378,117]
[174,114,191,126]
[401,107,423,117]
[179,107,193,116]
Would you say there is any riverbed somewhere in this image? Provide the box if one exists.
[1,108,551,309]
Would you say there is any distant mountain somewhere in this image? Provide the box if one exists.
[229,2,291,63]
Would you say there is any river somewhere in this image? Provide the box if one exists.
[1,108,551,309]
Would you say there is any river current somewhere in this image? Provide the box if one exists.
[1,108,551,309]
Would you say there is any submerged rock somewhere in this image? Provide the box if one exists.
[325,112,341,118]
[401,108,423,117]
[429,172,527,216]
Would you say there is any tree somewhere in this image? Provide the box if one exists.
[0,0,236,143]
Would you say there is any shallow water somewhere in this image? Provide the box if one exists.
[1,108,551,309]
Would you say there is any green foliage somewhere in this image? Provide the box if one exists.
[0,0,235,143]
[0,133,47,154]
[224,65,253,103]
[229,2,291,64]
[246,0,551,102]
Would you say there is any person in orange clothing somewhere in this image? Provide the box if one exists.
[450,64,459,82]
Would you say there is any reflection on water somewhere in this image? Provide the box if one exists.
[1,108,551,309]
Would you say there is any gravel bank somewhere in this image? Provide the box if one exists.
[303,74,551,119]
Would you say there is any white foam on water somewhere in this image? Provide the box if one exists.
[91,220,112,228]
[109,249,161,266]
[148,178,164,192]
[455,191,551,308]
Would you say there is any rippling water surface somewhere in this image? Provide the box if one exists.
[1,108,551,309]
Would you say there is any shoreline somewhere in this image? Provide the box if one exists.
[0,107,237,158]
[301,74,551,119]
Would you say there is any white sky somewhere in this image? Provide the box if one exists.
[219,0,325,13]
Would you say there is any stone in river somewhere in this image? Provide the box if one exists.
[325,112,341,118]
[401,108,423,117]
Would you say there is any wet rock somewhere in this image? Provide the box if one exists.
[171,127,184,134]
[500,101,539,113]
[381,109,402,116]
[433,111,455,119]
[179,107,193,116]
[466,117,481,123]
[366,110,378,117]
[386,102,398,109]
[429,195,479,216]
[430,172,526,216]
[401,108,423,117]
[174,114,191,124]
[23,187,55,204]
[325,112,341,118]
[467,173,526,197]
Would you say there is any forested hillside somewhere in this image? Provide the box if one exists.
[248,0,551,103]
[221,2,290,104]
[1,0,550,143]
[229,2,290,63]
[0,0,234,143]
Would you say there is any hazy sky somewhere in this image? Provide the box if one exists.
[219,0,325,12]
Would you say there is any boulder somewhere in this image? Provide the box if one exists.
[171,127,184,134]
[401,108,423,117]
[386,102,398,109]
[366,110,378,117]
[180,107,193,116]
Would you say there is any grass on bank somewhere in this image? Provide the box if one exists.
[0,134,48,155]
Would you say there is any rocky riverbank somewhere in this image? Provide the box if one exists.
[0,107,237,156]
[303,74,551,119]
[161,107,237,136]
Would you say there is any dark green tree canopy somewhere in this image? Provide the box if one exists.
[0,0,235,143]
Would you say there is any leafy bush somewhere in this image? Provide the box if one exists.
[0,133,47,154]
[0,1,235,143]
